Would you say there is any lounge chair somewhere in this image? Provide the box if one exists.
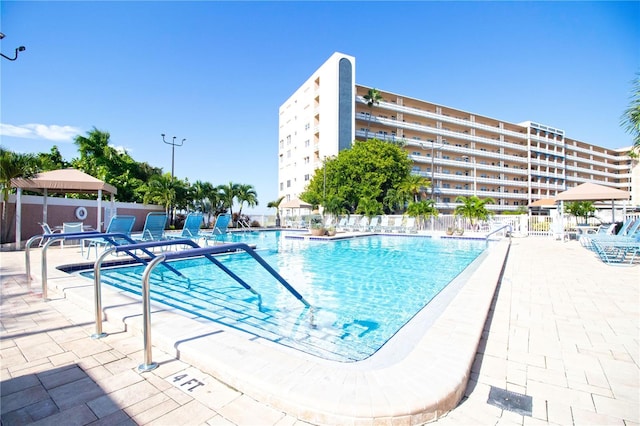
[336,217,348,231]
[83,215,136,258]
[357,216,370,232]
[201,213,231,246]
[403,217,417,233]
[343,216,358,232]
[132,212,168,242]
[379,216,392,233]
[592,239,640,265]
[168,212,204,243]
[580,219,640,250]
[368,216,380,232]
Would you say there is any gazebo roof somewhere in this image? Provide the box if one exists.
[555,182,629,202]
[11,168,117,195]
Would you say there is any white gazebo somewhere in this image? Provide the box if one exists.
[10,168,117,245]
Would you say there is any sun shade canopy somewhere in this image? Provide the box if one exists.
[11,168,117,195]
[555,182,629,202]
[528,198,556,207]
[280,198,312,209]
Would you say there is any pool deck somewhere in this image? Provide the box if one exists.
[1,237,638,425]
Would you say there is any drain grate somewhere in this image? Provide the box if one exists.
[487,386,532,416]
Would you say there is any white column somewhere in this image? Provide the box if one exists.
[15,188,22,247]
[97,189,103,231]
[43,189,48,224]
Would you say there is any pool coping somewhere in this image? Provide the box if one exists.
[47,237,511,425]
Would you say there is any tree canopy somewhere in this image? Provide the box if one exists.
[300,138,413,214]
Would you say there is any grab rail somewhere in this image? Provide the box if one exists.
[25,231,101,299]
[25,231,183,300]
[136,243,312,372]
[486,224,512,240]
[92,238,262,338]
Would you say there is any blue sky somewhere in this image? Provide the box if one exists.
[1,1,638,214]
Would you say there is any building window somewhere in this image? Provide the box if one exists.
[287,180,291,188]
[304,174,310,181]
[305,123,310,130]
[443,197,451,203]
[287,150,291,158]
[304,156,310,164]
[305,139,310,147]
[279,182,283,190]
[412,166,421,172]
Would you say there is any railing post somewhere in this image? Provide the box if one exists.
[24,235,42,292]
[138,255,165,373]
[92,248,116,339]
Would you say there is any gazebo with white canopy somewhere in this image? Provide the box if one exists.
[553,182,630,239]
[11,168,117,245]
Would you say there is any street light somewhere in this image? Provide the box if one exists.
[0,32,26,61]
[161,134,186,181]
[162,134,185,226]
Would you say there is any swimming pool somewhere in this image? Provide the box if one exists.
[82,231,487,362]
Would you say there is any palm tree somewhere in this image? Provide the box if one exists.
[236,183,258,217]
[363,88,383,140]
[191,180,214,226]
[398,174,431,203]
[454,195,495,230]
[142,173,176,218]
[267,196,285,227]
[218,182,239,224]
[406,199,438,230]
[0,147,39,243]
[620,73,640,157]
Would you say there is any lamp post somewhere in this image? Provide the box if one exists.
[0,33,26,61]
[162,134,185,226]
[162,134,185,181]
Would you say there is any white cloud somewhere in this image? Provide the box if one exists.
[0,123,82,142]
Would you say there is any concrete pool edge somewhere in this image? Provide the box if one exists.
[46,237,511,424]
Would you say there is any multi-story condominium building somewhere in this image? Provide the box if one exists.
[278,52,637,214]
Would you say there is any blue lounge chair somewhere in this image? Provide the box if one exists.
[83,215,136,258]
[592,239,640,265]
[133,212,168,242]
[201,214,231,246]
[168,212,204,242]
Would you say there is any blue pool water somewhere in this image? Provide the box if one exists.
[82,231,487,362]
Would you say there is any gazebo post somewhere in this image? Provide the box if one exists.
[97,189,102,231]
[43,189,48,225]
[15,188,22,247]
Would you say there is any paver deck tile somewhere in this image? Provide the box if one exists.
[2,237,639,425]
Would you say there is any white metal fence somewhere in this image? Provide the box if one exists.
[245,212,640,238]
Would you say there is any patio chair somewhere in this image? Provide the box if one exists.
[368,216,380,232]
[168,212,204,243]
[336,217,348,231]
[61,222,84,249]
[83,215,136,259]
[133,212,168,242]
[38,222,61,247]
[201,214,231,246]
[379,216,392,233]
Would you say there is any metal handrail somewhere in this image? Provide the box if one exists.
[92,238,263,339]
[25,231,101,299]
[136,243,312,372]
[486,224,512,240]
